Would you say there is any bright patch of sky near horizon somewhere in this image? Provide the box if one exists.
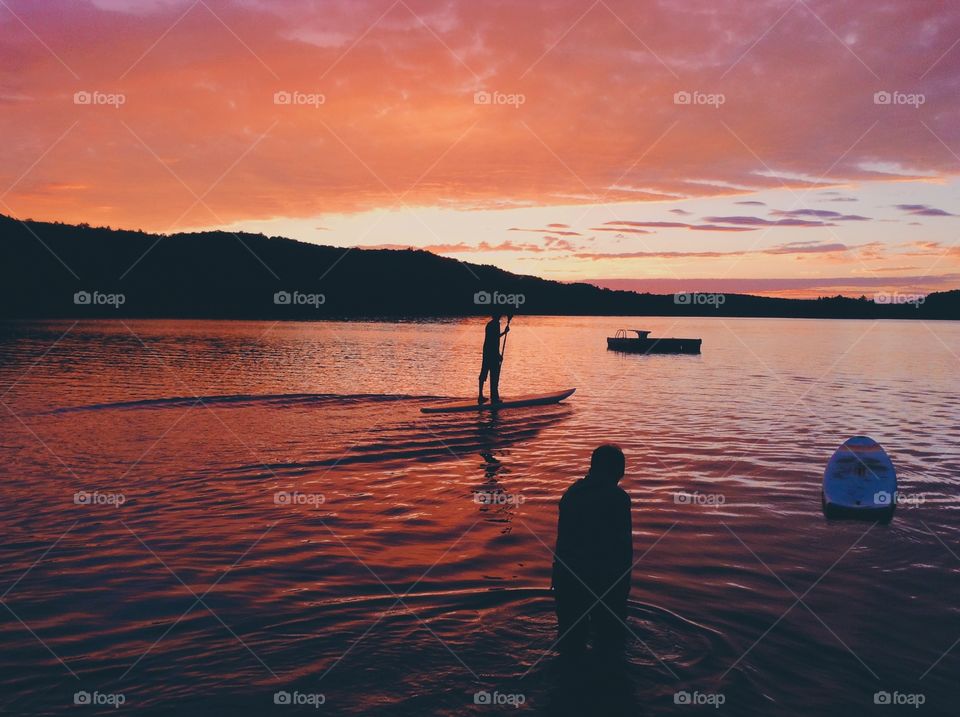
[2,0,960,296]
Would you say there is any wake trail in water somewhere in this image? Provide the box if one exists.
[217,408,572,475]
[47,392,446,415]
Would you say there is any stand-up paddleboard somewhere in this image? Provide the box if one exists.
[420,388,575,414]
[822,436,896,521]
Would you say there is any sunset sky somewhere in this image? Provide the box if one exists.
[2,0,960,297]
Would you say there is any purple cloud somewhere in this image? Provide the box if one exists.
[704,215,834,227]
[771,209,871,221]
[896,204,956,217]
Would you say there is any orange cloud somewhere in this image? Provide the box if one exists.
[2,0,960,233]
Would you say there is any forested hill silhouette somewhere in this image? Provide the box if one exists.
[2,213,958,320]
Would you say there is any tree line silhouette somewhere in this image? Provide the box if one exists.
[2,213,957,320]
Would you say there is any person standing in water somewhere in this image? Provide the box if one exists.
[552,444,633,654]
[478,313,509,404]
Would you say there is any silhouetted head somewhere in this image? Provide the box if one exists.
[589,444,625,484]
[491,313,502,321]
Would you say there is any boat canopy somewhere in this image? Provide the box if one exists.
[614,329,651,339]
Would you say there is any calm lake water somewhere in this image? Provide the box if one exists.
[1,316,958,716]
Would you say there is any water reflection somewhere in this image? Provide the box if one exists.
[2,318,959,716]
[543,652,637,717]
[475,449,518,532]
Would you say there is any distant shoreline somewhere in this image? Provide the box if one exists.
[3,213,958,321]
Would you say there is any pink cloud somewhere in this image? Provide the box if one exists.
[1,0,960,232]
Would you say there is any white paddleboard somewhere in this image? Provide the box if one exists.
[822,436,896,519]
[420,388,575,414]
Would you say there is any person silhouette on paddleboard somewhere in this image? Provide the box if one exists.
[552,444,633,654]
[478,313,509,404]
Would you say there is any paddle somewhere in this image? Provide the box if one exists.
[500,314,513,363]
